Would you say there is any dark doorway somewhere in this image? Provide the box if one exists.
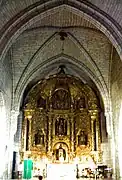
[12,151,17,179]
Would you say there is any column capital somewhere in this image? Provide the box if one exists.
[89,109,98,120]
[24,109,33,120]
[89,109,98,113]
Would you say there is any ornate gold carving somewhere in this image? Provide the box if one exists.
[21,71,102,164]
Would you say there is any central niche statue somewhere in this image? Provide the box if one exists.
[55,118,67,136]
[56,144,66,161]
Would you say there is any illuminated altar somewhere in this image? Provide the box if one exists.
[20,66,102,173]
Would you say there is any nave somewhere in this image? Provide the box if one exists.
[1,0,122,179]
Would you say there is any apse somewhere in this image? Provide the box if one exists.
[18,65,108,179]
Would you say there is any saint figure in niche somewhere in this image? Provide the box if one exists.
[40,134,44,145]
[77,97,86,109]
[78,131,87,146]
[37,96,46,109]
[35,130,44,145]
[58,118,64,135]
[55,118,67,136]
[35,131,41,145]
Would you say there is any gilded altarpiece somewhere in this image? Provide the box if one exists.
[21,72,102,166]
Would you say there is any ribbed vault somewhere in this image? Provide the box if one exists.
[0,0,122,64]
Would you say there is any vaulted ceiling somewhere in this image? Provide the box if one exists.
[0,0,122,28]
[0,0,122,111]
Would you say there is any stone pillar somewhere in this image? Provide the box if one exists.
[14,111,23,145]
[13,111,23,177]
[105,111,116,178]
[7,110,19,179]
[10,110,19,137]
[17,111,23,144]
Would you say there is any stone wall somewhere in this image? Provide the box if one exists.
[111,48,122,179]
[0,51,13,178]
[0,50,12,138]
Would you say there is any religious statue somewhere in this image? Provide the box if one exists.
[78,131,87,146]
[55,118,67,136]
[77,97,86,109]
[35,131,40,145]
[56,144,66,161]
[34,130,44,145]
[58,118,64,135]
[37,96,46,109]
[40,134,44,145]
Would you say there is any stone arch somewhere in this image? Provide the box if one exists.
[0,0,122,63]
[15,54,109,113]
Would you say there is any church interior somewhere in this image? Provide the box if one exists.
[0,0,122,179]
